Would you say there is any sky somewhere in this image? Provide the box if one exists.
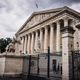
[0,0,80,38]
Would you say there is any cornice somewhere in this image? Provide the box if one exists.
[15,6,65,35]
[18,10,80,35]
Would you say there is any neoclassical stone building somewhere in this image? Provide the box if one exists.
[15,6,80,80]
[15,6,80,55]
[0,6,79,80]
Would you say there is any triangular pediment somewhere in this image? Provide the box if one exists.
[16,6,80,35]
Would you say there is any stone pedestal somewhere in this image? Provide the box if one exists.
[0,53,23,76]
[61,26,75,80]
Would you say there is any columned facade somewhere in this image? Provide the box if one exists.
[18,18,75,54]
[14,7,80,80]
[15,7,80,56]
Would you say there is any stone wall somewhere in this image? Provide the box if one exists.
[0,54,24,76]
[5,56,23,75]
[0,55,5,75]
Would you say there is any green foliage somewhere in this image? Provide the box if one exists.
[0,38,12,53]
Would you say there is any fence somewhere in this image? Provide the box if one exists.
[22,48,62,80]
[71,50,80,80]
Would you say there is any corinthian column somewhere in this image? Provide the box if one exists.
[34,31,38,51]
[27,34,30,54]
[31,32,34,54]
[50,24,54,53]
[44,27,48,53]
[56,21,60,53]
[20,37,23,53]
[24,35,27,54]
[40,29,43,51]
[21,36,25,53]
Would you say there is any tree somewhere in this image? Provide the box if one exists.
[0,38,12,53]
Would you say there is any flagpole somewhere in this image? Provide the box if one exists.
[34,0,38,9]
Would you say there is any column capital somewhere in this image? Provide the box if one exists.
[44,25,48,30]
[40,28,43,31]
[50,23,53,27]
[56,20,61,24]
[50,23,55,30]
[56,21,61,28]
[35,30,38,34]
[63,17,69,21]
[63,17,70,27]
[28,33,30,36]
[31,32,34,35]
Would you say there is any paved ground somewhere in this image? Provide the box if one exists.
[0,75,62,80]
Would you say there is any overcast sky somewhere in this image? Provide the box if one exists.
[0,0,80,38]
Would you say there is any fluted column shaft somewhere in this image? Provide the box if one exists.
[27,34,30,54]
[34,31,38,50]
[50,24,54,53]
[31,33,34,54]
[20,37,23,52]
[44,27,48,52]
[21,36,25,53]
[56,21,60,53]
[24,35,27,54]
[40,29,43,50]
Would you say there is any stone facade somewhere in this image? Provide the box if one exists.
[15,6,80,55]
[15,6,80,80]
[0,54,23,76]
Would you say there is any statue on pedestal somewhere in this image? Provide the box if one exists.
[6,37,21,53]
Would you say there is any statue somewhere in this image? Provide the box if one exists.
[6,43,15,53]
[6,37,21,53]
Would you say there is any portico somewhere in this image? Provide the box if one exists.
[18,18,73,54]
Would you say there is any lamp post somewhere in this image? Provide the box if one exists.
[76,42,79,80]
[70,43,75,80]
[71,50,74,80]
[28,55,31,75]
[47,47,50,78]
[71,42,79,80]
[37,54,39,75]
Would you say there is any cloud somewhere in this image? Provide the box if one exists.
[0,0,80,38]
[49,0,80,4]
